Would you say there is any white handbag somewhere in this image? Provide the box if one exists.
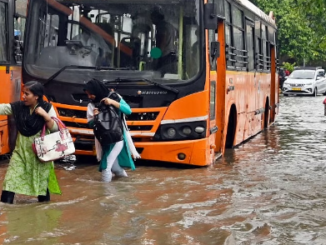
[32,117,75,162]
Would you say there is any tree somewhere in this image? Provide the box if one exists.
[296,0,326,63]
[251,0,326,65]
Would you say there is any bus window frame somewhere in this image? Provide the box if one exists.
[210,80,216,120]
[224,1,247,71]
[263,24,271,71]
[245,18,255,71]
[224,0,277,74]
[23,0,207,89]
[208,29,217,71]
[254,20,275,73]
[0,0,9,64]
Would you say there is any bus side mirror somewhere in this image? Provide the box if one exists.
[204,3,217,30]
[211,41,220,59]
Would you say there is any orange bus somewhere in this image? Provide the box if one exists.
[22,0,278,166]
[0,0,25,156]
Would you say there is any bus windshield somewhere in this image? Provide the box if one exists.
[24,0,201,83]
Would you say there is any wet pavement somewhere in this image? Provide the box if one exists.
[1,94,326,244]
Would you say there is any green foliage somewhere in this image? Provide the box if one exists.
[250,0,326,65]
[282,62,296,73]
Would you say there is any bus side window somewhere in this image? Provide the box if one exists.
[208,30,217,71]
[231,6,245,70]
[225,1,233,69]
[210,81,216,120]
[0,2,8,62]
[255,21,263,70]
[225,3,245,70]
[262,24,270,71]
[246,22,254,71]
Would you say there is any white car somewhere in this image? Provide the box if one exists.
[283,67,326,96]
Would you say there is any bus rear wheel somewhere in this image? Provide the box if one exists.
[264,98,270,128]
[225,106,237,149]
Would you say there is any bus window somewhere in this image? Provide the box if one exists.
[45,14,59,47]
[246,22,254,71]
[225,1,233,68]
[231,6,245,70]
[0,2,8,62]
[210,81,216,120]
[24,0,202,83]
[15,0,26,16]
[14,0,27,42]
[208,29,217,71]
[225,2,246,70]
[14,17,26,41]
[264,25,271,71]
[14,15,26,64]
[255,21,263,70]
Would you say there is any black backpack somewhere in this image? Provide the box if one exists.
[93,92,123,145]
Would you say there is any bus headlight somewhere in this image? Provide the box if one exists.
[166,128,176,138]
[154,121,207,141]
[182,127,192,135]
[195,126,205,133]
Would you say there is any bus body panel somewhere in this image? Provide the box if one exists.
[0,0,25,157]
[0,67,22,155]
[161,91,209,123]
[223,71,274,148]
[0,0,24,242]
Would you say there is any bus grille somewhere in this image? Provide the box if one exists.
[64,122,152,131]
[127,112,159,121]
[53,103,166,140]
[64,122,89,128]
[57,108,159,121]
[57,108,86,119]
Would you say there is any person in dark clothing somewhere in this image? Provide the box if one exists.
[84,79,138,182]
[279,68,286,88]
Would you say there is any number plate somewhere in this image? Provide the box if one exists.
[292,88,301,91]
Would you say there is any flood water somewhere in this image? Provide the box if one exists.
[1,95,326,245]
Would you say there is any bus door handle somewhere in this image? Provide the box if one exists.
[210,126,218,134]
[227,86,235,94]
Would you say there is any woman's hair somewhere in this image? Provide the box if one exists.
[24,81,45,102]
[84,78,109,103]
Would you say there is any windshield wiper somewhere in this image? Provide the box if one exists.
[104,78,179,94]
[44,65,134,86]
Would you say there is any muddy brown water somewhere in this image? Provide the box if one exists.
[1,95,326,245]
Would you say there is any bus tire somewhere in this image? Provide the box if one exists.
[225,105,237,149]
[264,98,270,128]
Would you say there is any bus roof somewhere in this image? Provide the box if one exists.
[237,0,276,28]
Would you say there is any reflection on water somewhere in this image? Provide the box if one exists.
[1,95,326,244]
